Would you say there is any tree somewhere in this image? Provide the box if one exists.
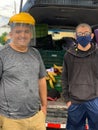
[0,32,8,45]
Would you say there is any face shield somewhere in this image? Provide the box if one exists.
[9,23,36,46]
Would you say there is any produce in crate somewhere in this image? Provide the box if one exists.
[46,64,62,89]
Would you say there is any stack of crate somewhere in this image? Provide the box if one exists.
[39,50,65,69]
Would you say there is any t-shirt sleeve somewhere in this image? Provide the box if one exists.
[31,48,46,78]
[38,51,47,78]
[0,58,3,79]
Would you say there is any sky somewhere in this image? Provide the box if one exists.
[0,0,27,17]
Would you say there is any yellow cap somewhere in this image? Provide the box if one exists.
[9,12,35,25]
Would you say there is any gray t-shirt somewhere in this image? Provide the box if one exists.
[0,44,46,119]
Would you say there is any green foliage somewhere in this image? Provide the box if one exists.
[0,32,8,45]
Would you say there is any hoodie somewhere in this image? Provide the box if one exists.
[61,43,98,103]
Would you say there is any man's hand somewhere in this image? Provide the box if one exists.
[66,101,72,108]
[41,105,47,115]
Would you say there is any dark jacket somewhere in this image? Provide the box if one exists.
[61,43,98,103]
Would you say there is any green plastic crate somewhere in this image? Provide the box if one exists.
[39,50,66,68]
[35,24,48,38]
[55,75,62,92]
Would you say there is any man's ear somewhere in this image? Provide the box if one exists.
[74,33,77,40]
[9,32,12,37]
[91,33,94,39]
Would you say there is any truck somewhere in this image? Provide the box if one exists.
[21,0,98,129]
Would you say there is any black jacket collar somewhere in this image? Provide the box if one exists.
[67,43,97,57]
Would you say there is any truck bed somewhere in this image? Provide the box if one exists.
[46,99,89,130]
[46,98,68,129]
